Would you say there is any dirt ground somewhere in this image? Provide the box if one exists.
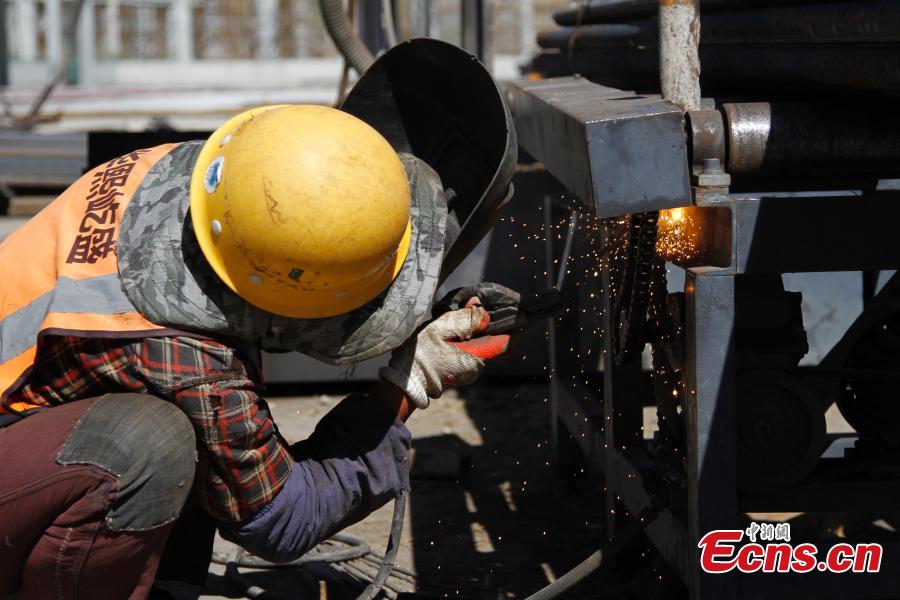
[157,381,637,600]
[154,379,869,600]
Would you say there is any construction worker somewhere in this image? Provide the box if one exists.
[0,98,513,598]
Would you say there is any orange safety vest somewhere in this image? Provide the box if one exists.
[0,144,178,417]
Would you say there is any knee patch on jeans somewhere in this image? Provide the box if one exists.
[57,393,197,532]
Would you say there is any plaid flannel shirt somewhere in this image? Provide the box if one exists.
[6,334,292,523]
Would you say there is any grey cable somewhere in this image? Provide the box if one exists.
[215,494,407,600]
[319,0,375,75]
[356,490,407,599]
[216,496,652,600]
[212,533,370,569]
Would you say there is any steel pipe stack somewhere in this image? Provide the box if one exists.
[530,0,900,188]
[533,0,900,97]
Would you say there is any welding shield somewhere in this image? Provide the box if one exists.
[342,38,517,283]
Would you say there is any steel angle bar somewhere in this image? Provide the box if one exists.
[508,77,691,217]
[731,193,900,274]
[683,269,738,598]
[553,381,692,584]
[666,193,900,273]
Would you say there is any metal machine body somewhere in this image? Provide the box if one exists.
[510,78,690,217]
[512,1,900,597]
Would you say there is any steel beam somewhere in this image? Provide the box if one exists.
[666,193,900,273]
[508,77,691,217]
[684,268,738,599]
[731,194,900,274]
[553,380,693,584]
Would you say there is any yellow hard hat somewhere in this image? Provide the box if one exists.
[190,105,412,318]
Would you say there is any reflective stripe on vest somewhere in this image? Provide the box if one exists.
[0,145,177,416]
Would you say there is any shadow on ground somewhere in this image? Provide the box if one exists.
[404,380,625,599]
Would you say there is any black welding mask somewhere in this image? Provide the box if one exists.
[342,38,517,283]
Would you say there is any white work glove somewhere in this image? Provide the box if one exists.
[379,303,510,409]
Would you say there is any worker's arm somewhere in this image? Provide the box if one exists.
[218,384,414,563]
[218,305,509,563]
[12,334,423,562]
[373,378,417,422]
[124,335,411,563]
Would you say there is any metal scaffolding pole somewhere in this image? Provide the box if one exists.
[76,0,95,85]
[104,0,121,58]
[255,0,279,59]
[172,0,193,62]
[45,0,63,72]
[658,0,701,111]
[461,0,493,70]
[15,0,39,62]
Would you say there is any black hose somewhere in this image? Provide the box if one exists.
[356,490,407,600]
[319,0,374,75]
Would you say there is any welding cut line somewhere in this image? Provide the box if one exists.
[612,212,661,365]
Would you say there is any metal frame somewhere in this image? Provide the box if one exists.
[508,77,691,217]
[517,1,900,594]
[544,190,900,598]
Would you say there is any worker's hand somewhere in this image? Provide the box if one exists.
[432,282,521,318]
[378,301,510,409]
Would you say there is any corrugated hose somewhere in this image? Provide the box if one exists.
[319,0,375,75]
